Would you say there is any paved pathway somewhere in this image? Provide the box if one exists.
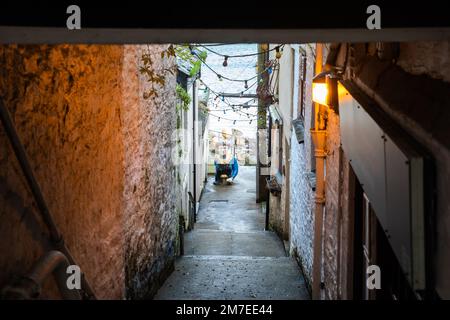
[155,166,310,300]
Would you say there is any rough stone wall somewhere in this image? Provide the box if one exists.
[397,42,450,84]
[336,150,354,300]
[0,44,177,299]
[289,132,315,289]
[322,108,341,300]
[289,44,316,290]
[122,45,177,299]
[268,178,283,236]
[269,135,289,240]
[0,45,126,299]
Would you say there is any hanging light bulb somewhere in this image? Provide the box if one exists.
[261,43,269,51]
[218,117,221,122]
[223,110,226,114]
[223,56,228,67]
[276,46,282,59]
[233,120,236,125]
[244,80,248,89]
[218,74,222,81]
[221,96,225,101]
[249,120,252,124]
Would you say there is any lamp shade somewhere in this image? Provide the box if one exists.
[312,82,329,105]
[312,70,339,112]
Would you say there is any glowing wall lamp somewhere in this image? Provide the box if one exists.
[312,70,340,113]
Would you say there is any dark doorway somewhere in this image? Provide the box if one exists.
[352,173,416,300]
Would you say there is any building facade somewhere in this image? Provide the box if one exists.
[268,41,450,300]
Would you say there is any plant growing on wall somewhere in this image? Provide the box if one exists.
[139,45,178,99]
[139,44,206,100]
[176,84,191,111]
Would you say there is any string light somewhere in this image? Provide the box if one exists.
[199,79,257,101]
[208,113,258,122]
[195,44,284,59]
[244,80,248,89]
[276,47,282,59]
[223,56,228,67]
[192,51,274,83]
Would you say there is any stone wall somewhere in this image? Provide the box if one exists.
[322,108,341,300]
[289,132,315,290]
[0,44,177,299]
[122,45,177,299]
[289,44,316,291]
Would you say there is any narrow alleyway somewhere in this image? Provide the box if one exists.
[155,166,310,300]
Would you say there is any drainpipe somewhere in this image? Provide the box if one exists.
[192,78,197,223]
[1,251,82,300]
[311,43,327,300]
[266,114,273,230]
[0,99,96,299]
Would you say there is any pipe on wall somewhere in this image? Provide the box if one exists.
[311,43,327,300]
[0,98,96,299]
[1,251,82,299]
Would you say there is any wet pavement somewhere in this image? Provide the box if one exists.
[155,166,310,300]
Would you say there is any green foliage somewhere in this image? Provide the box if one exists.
[138,44,206,100]
[174,45,207,77]
[176,84,191,111]
[139,45,177,100]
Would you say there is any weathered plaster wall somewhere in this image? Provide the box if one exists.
[0,44,177,299]
[289,132,315,289]
[289,44,316,291]
[397,41,450,84]
[0,44,126,299]
[322,108,341,300]
[122,45,177,299]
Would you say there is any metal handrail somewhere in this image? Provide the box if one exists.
[0,98,96,299]
[2,251,82,299]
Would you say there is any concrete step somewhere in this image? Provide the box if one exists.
[184,229,287,257]
[155,255,310,300]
